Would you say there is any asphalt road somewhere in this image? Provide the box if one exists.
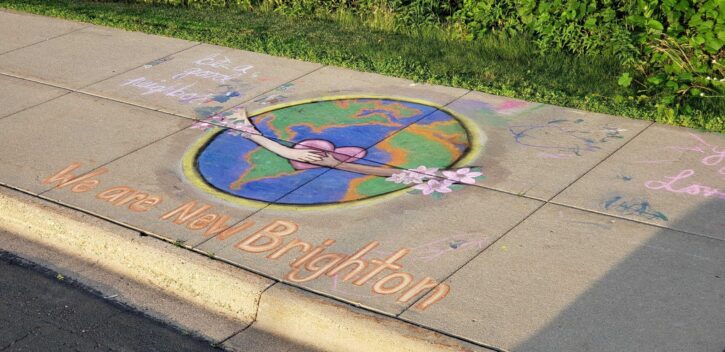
[0,251,220,352]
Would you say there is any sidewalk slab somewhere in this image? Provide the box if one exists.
[553,124,724,239]
[0,11,722,352]
[1,182,494,352]
[227,283,493,352]
[196,182,541,314]
[42,127,272,247]
[239,66,469,114]
[0,25,196,89]
[0,10,86,54]
[0,74,67,118]
[0,93,191,194]
[229,284,490,352]
[360,91,651,200]
[83,44,322,119]
[401,204,725,352]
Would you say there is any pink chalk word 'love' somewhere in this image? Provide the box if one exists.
[645,169,725,200]
[669,133,725,175]
[289,139,366,170]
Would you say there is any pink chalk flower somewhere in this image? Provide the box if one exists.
[442,168,483,184]
[413,179,454,195]
[409,165,440,177]
[386,170,425,184]
[386,166,441,185]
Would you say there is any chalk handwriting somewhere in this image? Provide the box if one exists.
[120,77,214,104]
[666,133,725,175]
[41,162,452,310]
[193,54,254,73]
[643,133,725,200]
[603,195,669,221]
[645,169,725,200]
[172,67,246,84]
[120,53,255,105]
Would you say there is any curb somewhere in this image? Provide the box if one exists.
[0,186,270,342]
[234,283,492,352]
[0,186,494,352]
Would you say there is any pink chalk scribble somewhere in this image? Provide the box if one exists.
[636,159,678,164]
[666,133,714,153]
[373,233,491,262]
[665,133,725,175]
[644,133,725,200]
[497,100,529,111]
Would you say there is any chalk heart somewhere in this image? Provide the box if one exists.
[290,139,366,170]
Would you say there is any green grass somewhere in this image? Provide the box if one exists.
[0,0,722,132]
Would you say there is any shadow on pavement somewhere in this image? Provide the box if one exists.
[514,199,725,352]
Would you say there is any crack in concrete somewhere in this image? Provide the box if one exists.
[0,332,31,351]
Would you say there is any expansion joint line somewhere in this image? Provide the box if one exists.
[0,23,92,57]
[401,122,657,313]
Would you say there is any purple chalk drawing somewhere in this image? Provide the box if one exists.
[509,120,625,156]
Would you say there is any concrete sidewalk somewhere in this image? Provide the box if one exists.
[0,9,723,352]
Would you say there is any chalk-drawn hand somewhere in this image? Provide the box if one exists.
[283,149,326,163]
[230,108,260,135]
[314,152,340,168]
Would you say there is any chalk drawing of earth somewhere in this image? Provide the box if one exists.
[189,98,473,206]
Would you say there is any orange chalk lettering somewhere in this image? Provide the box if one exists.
[70,179,100,193]
[373,272,413,295]
[397,277,440,304]
[235,220,298,253]
[97,186,134,203]
[160,201,212,225]
[286,253,344,283]
[128,195,162,212]
[42,163,107,190]
[326,241,379,282]
[267,239,312,260]
[413,284,450,310]
[352,249,409,286]
[290,239,335,268]
[186,213,219,230]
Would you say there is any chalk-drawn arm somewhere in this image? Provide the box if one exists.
[312,153,399,177]
[231,109,325,163]
[246,133,325,163]
[230,109,482,184]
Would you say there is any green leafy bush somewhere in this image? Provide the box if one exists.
[100,0,725,127]
[625,0,724,121]
[452,0,723,125]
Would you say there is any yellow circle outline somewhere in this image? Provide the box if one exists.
[182,95,484,211]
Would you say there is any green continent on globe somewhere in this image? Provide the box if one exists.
[195,98,472,205]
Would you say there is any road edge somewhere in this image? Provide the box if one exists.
[0,185,498,352]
